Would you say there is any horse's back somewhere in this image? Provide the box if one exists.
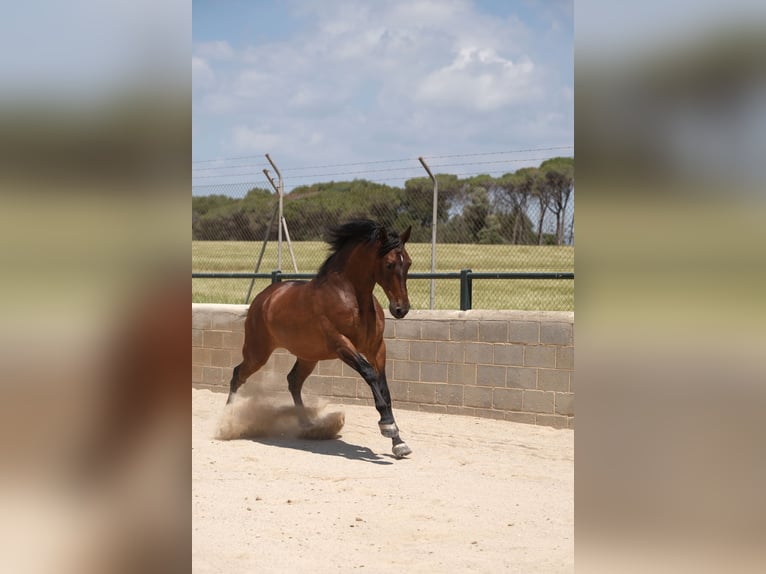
[248,280,310,323]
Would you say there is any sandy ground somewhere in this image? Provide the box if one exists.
[192,388,573,573]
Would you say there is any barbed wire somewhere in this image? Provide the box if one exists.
[193,156,416,172]
[192,165,576,195]
[191,155,569,181]
[192,145,573,171]
[192,179,273,192]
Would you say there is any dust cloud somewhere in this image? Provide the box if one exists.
[216,390,345,441]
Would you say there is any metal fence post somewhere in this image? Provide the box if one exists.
[460,269,472,310]
[244,201,279,304]
[265,153,284,271]
[271,270,282,284]
[418,156,438,309]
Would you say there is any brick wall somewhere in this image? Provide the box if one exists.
[192,304,574,429]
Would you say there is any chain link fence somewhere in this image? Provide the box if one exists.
[192,173,573,310]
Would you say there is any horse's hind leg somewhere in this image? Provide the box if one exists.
[226,345,273,404]
[286,358,317,426]
[226,364,245,404]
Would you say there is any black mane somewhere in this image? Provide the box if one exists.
[316,219,402,277]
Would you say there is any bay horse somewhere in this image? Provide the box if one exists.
[227,219,413,458]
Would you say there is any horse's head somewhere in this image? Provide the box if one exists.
[376,226,412,319]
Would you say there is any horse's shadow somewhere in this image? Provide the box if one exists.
[250,436,395,465]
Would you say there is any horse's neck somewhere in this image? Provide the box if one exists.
[339,244,376,300]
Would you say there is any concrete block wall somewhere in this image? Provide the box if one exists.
[192,304,574,429]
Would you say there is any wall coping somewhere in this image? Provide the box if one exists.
[192,303,573,323]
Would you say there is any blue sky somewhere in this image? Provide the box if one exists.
[193,0,573,192]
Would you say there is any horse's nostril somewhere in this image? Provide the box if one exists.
[389,300,410,318]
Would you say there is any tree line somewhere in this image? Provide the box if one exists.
[192,157,573,245]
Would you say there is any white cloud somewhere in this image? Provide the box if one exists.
[415,47,538,111]
[231,125,282,153]
[200,92,237,114]
[233,68,268,99]
[287,87,348,113]
[192,56,214,88]
[193,0,572,177]
[307,131,325,146]
[195,40,234,60]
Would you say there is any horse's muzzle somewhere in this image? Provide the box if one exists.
[389,301,410,319]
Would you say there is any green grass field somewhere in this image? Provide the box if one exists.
[192,241,574,310]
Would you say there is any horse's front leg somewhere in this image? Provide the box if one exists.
[335,338,411,458]
[375,369,412,459]
[372,343,412,459]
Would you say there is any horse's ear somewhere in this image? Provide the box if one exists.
[400,226,412,244]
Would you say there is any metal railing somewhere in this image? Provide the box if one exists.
[192,270,574,311]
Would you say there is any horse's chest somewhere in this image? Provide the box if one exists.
[339,312,379,350]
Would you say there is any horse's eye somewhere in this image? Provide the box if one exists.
[386,262,394,270]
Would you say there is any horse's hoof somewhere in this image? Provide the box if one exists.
[378,422,399,438]
[392,442,412,459]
